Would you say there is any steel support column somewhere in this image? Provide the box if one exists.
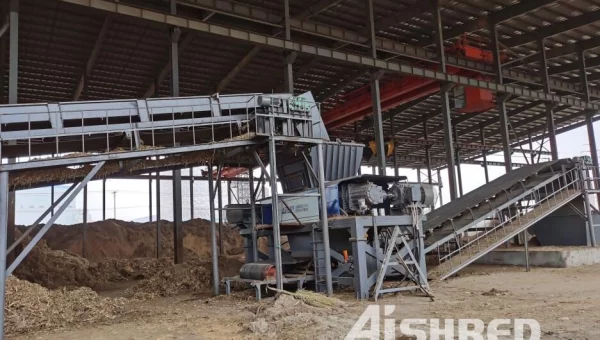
[0,29,5,103]
[282,0,294,93]
[102,178,106,220]
[217,179,224,255]
[50,185,55,216]
[170,0,184,264]
[523,230,530,272]
[437,170,444,207]
[6,0,18,267]
[227,180,232,205]
[545,108,558,160]
[423,118,432,184]
[0,172,9,340]
[583,167,597,247]
[539,38,559,160]
[490,21,512,173]
[391,116,399,177]
[586,113,599,203]
[528,134,535,164]
[480,125,490,183]
[172,169,183,263]
[8,0,17,104]
[82,185,88,258]
[578,48,591,103]
[366,0,386,175]
[317,143,333,295]
[156,171,161,258]
[432,0,457,200]
[208,164,219,295]
[149,177,153,222]
[249,164,258,262]
[454,129,463,197]
[190,167,194,220]
[579,49,599,204]
[268,135,284,289]
[261,175,266,199]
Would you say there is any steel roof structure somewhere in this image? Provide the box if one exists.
[2,0,600,199]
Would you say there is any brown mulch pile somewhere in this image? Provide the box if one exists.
[13,218,244,290]
[23,218,243,263]
[13,238,244,293]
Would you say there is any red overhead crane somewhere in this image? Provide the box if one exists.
[322,35,502,130]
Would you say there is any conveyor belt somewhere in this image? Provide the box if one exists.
[424,159,576,246]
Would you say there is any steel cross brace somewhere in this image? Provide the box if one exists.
[7,181,79,254]
[6,161,106,276]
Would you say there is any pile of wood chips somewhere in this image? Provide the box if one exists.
[4,276,126,335]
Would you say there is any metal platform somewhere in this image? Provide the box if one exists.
[0,92,357,190]
[0,92,317,166]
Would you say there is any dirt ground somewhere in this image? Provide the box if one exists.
[9,263,600,340]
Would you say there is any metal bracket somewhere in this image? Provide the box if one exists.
[370,69,385,81]
[284,51,298,64]
[171,27,181,42]
[440,82,454,93]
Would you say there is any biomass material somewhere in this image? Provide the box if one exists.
[4,277,126,336]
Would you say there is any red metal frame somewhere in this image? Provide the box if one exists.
[323,37,500,130]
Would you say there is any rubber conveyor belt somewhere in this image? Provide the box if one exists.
[423,159,576,248]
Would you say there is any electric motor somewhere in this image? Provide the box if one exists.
[389,183,436,208]
[344,182,387,213]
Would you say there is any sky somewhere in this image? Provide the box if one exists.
[15,121,600,225]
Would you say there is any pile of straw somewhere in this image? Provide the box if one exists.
[268,288,345,309]
[4,277,126,335]
[126,260,212,300]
